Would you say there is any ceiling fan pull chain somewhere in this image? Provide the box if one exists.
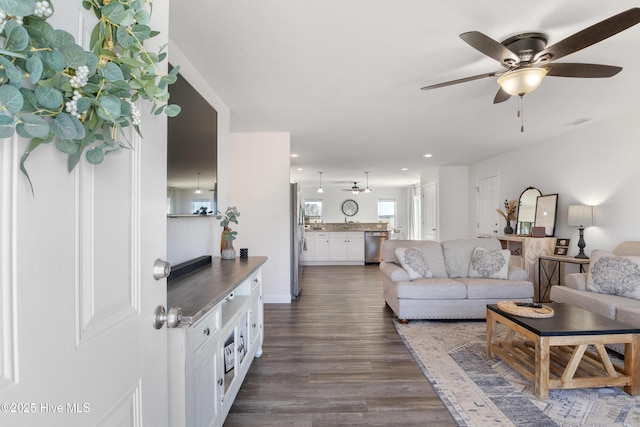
[519,95,525,133]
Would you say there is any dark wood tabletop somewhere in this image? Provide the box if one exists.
[488,303,640,336]
[168,256,268,325]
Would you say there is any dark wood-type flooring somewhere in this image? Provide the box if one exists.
[224,265,456,426]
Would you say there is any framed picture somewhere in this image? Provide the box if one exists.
[556,238,570,247]
[224,341,235,373]
[554,246,568,256]
[534,194,558,237]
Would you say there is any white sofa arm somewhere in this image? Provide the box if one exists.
[379,261,410,282]
[564,273,587,291]
[507,266,528,281]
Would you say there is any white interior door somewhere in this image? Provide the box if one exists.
[421,183,437,241]
[0,2,169,426]
[477,175,500,235]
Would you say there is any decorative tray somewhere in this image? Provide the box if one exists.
[497,301,554,318]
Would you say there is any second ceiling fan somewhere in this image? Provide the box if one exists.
[420,8,640,103]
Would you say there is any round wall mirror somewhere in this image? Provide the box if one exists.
[516,187,541,234]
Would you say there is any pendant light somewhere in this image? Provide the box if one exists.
[317,171,324,193]
[364,171,372,193]
[194,172,202,194]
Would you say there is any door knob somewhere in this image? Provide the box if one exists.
[152,306,182,329]
[153,259,171,280]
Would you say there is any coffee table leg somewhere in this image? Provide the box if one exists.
[535,336,550,400]
[625,334,640,396]
[486,311,496,358]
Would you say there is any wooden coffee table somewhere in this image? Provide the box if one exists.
[486,303,640,400]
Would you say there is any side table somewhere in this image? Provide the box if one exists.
[537,254,590,302]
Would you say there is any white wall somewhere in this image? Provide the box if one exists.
[166,217,217,265]
[230,133,292,303]
[469,107,640,255]
[299,186,409,229]
[420,166,470,241]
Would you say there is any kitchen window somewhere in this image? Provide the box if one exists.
[377,199,396,229]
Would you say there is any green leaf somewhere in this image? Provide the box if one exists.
[50,113,78,140]
[0,0,36,17]
[61,43,87,69]
[0,55,23,83]
[117,56,146,69]
[6,25,30,52]
[70,115,86,140]
[165,104,181,117]
[42,50,65,71]
[96,94,121,122]
[135,9,150,25]
[86,147,105,164]
[26,56,43,84]
[85,53,99,74]
[34,86,63,109]
[102,2,126,24]
[17,112,50,138]
[53,30,76,50]
[76,97,91,113]
[116,26,136,49]
[0,85,24,113]
[100,62,124,82]
[55,138,80,154]
[0,115,15,138]
[130,24,151,42]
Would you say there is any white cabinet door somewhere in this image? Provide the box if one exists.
[315,232,331,260]
[329,232,348,260]
[192,338,222,427]
[346,232,365,260]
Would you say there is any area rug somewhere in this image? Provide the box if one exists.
[395,320,640,427]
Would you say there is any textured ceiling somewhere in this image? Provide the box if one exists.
[169,1,640,189]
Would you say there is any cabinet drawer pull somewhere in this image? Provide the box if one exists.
[252,323,257,328]
[203,327,210,336]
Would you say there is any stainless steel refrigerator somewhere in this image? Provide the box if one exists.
[291,183,304,299]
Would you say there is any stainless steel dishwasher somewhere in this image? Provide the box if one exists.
[364,231,388,264]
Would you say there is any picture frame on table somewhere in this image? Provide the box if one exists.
[554,246,568,256]
[556,238,570,247]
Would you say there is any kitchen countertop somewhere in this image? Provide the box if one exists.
[167,256,268,326]
[306,222,389,232]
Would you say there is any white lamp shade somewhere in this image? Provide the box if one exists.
[567,205,593,227]
[497,68,548,96]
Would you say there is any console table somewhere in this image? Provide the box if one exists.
[538,254,590,302]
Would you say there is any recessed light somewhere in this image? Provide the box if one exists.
[401,168,409,171]
[290,154,299,157]
[297,168,303,171]
[423,153,432,158]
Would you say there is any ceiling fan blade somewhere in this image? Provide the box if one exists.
[421,70,504,90]
[493,88,511,104]
[535,8,640,63]
[542,63,622,78]
[460,31,520,65]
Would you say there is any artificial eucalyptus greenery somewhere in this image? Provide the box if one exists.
[0,0,180,189]
[216,207,240,242]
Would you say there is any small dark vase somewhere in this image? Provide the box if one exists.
[503,221,514,235]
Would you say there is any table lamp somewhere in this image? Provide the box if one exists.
[567,205,594,259]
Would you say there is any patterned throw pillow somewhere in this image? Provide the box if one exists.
[468,246,510,279]
[394,247,433,280]
[586,250,640,299]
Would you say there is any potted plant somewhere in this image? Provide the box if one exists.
[216,206,240,259]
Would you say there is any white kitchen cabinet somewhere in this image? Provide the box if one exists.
[310,231,331,261]
[303,231,364,265]
[168,258,265,427]
[345,232,365,260]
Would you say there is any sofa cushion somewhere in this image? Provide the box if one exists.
[441,238,501,278]
[468,247,510,279]
[394,247,433,280]
[395,278,467,300]
[457,277,533,299]
[586,250,640,300]
[550,285,632,319]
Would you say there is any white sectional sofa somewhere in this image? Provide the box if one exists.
[379,238,534,322]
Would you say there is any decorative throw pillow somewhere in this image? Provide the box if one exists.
[586,250,640,299]
[468,246,510,279]
[394,247,433,280]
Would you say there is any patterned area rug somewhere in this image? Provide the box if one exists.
[395,320,640,427]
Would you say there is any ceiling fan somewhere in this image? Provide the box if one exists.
[342,182,363,194]
[420,8,640,104]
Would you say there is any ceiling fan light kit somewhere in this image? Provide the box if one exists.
[497,67,548,96]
